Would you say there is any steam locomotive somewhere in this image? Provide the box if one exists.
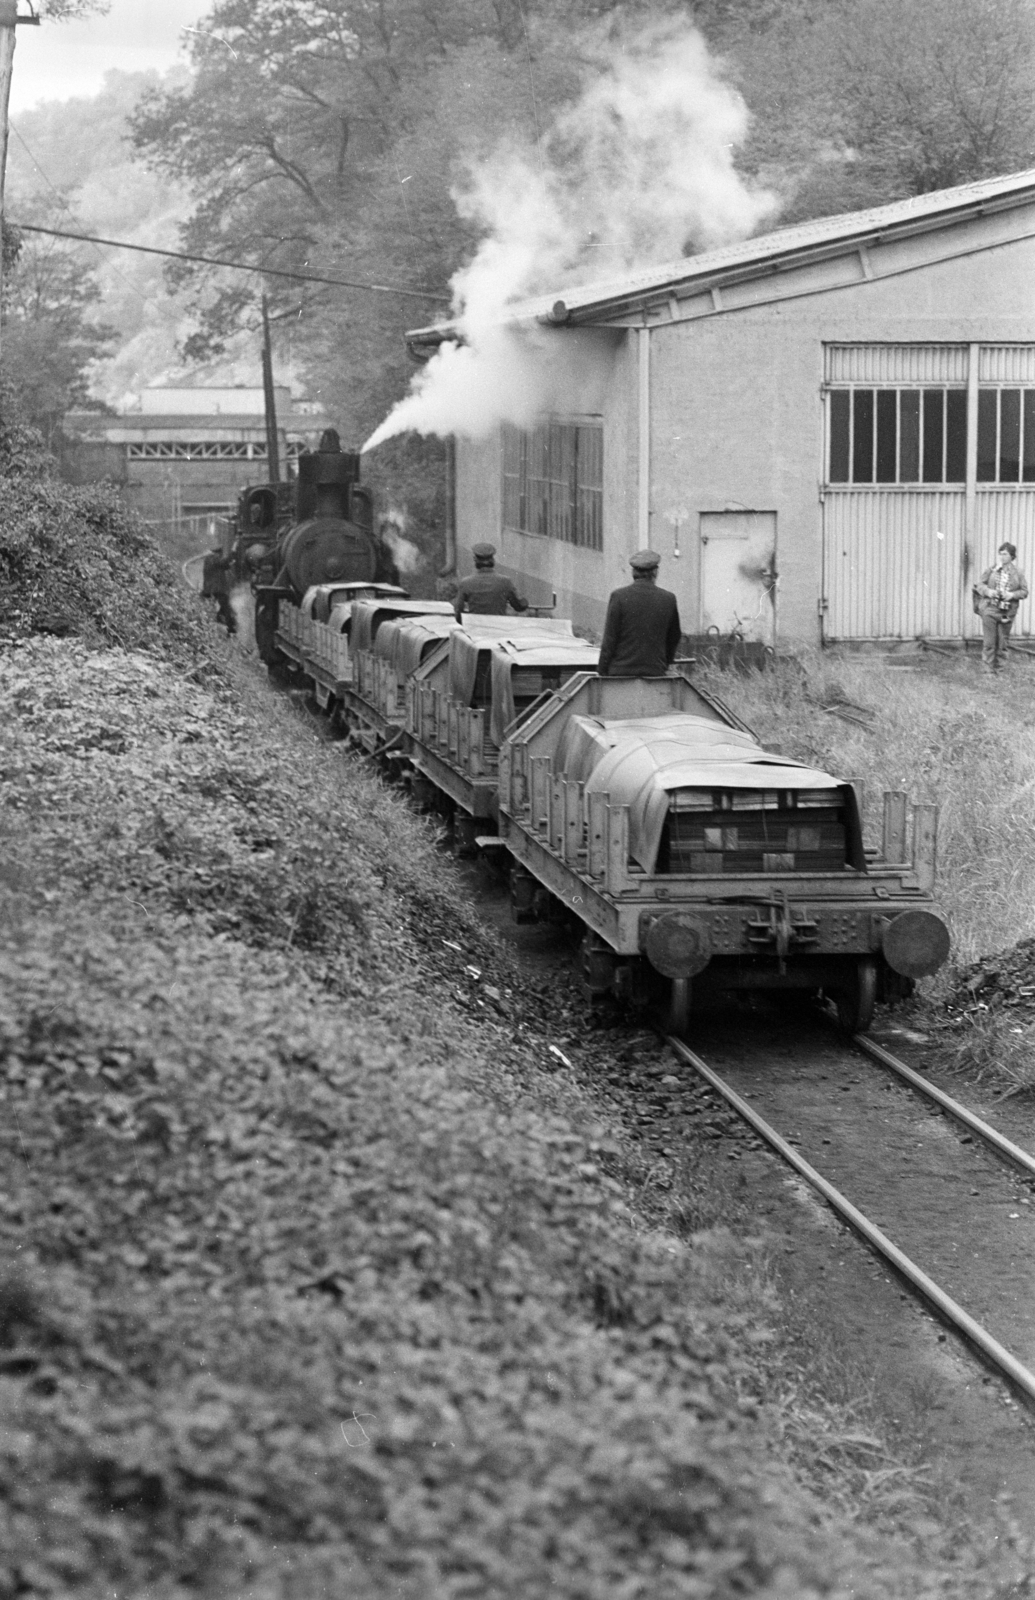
[222,431,399,668]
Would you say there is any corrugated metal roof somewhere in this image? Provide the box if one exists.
[408,166,1035,342]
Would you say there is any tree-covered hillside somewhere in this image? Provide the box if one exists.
[7,2,1035,477]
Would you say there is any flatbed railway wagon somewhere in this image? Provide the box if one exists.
[275,583,411,708]
[405,623,599,853]
[496,673,949,1032]
[341,598,459,751]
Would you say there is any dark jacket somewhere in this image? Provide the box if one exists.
[201,550,231,600]
[454,569,529,619]
[598,578,682,676]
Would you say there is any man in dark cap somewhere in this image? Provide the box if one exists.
[454,543,530,620]
[201,546,237,635]
[597,549,682,676]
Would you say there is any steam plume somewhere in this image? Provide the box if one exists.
[363,20,776,452]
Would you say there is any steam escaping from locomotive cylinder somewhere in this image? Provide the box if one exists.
[362,19,776,452]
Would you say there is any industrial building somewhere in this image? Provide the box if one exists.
[410,168,1035,648]
[62,385,330,547]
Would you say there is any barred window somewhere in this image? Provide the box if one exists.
[976,388,1035,482]
[828,388,967,484]
[502,420,603,550]
[126,439,307,461]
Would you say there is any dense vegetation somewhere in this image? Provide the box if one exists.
[0,418,210,661]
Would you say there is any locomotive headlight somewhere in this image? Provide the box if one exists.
[880,910,951,978]
[644,911,712,979]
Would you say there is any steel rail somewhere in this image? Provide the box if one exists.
[854,1032,1035,1181]
[667,1036,1035,1407]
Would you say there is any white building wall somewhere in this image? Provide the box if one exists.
[455,204,1035,646]
[649,226,1035,644]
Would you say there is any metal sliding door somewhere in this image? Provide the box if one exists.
[970,346,1035,640]
[821,344,969,641]
[823,488,966,639]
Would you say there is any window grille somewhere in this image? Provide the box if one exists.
[827,388,967,484]
[502,420,603,549]
[976,389,1035,482]
[126,439,307,461]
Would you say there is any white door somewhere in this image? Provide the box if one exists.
[698,511,777,643]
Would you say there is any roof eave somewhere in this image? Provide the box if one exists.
[405,177,1035,344]
[559,186,1035,324]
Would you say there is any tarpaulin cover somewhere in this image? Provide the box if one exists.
[555,713,757,786]
[327,602,355,636]
[446,624,579,708]
[489,640,599,746]
[312,582,406,623]
[461,616,574,640]
[574,715,848,873]
[350,598,454,655]
[376,616,461,677]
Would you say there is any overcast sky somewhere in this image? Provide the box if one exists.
[10,0,212,112]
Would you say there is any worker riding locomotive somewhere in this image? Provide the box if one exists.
[454,544,530,619]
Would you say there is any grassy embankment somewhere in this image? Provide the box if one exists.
[696,650,1035,1089]
[0,428,1027,1595]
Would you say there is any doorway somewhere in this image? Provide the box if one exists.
[698,511,777,643]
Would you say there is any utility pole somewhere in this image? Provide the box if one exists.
[0,0,39,363]
[261,293,281,485]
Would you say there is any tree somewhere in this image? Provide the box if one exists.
[833,0,1035,196]
[1,221,115,442]
[38,1,111,16]
[723,0,1035,224]
[128,1,582,438]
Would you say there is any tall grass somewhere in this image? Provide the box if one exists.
[694,650,1035,982]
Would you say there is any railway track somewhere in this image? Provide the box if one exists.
[667,1022,1035,1407]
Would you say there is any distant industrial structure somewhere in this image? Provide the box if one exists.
[61,385,332,550]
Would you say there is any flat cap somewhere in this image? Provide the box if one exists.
[629,548,661,570]
[472,542,496,560]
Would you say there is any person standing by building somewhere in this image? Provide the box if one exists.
[597,549,682,677]
[454,543,530,619]
[976,542,1028,674]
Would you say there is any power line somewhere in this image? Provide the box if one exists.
[8,123,185,331]
[9,221,450,304]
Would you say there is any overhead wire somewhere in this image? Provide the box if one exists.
[8,122,185,331]
[11,221,450,304]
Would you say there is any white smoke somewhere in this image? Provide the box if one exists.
[363,19,777,452]
[230,585,257,654]
[379,514,424,576]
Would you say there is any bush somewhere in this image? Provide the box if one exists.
[0,413,216,667]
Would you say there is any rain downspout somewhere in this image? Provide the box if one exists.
[637,325,651,546]
[442,435,456,576]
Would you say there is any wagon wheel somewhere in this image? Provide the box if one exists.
[666,978,692,1039]
[834,958,877,1034]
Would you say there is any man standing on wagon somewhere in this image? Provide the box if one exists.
[598,549,682,677]
[454,543,530,619]
[976,542,1028,674]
